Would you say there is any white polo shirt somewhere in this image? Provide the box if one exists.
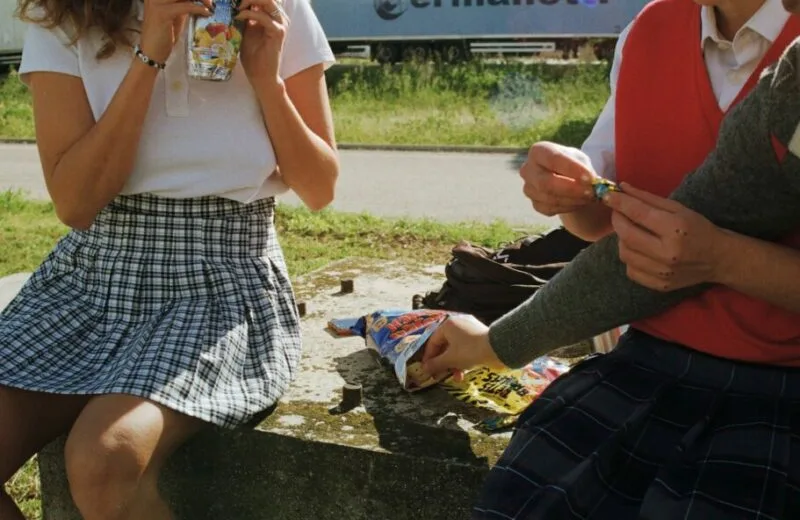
[581,0,790,181]
[18,0,335,202]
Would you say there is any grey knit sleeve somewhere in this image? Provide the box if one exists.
[488,40,800,369]
[488,234,706,368]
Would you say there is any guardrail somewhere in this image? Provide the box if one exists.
[0,50,21,67]
[469,41,556,54]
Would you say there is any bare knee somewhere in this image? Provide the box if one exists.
[64,427,149,520]
[63,395,202,520]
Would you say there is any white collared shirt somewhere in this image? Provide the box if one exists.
[581,0,789,181]
[18,0,335,202]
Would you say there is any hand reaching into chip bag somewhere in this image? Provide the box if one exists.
[421,315,508,381]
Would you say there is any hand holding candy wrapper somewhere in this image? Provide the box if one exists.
[328,309,461,391]
[592,177,622,200]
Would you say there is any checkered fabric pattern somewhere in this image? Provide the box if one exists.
[0,194,301,428]
[474,329,800,520]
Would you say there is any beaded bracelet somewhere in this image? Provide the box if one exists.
[133,45,166,70]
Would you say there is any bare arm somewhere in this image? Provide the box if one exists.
[561,203,613,242]
[559,21,633,241]
[28,62,159,230]
[560,94,615,241]
[26,0,210,230]
[254,63,338,211]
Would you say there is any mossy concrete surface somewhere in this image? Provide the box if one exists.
[9,260,514,520]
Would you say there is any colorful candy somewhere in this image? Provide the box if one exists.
[592,177,622,200]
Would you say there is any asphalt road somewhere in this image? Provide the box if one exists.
[0,143,558,227]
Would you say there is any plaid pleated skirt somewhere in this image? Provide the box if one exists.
[475,329,800,520]
[0,194,301,428]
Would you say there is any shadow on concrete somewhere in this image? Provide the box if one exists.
[333,349,491,470]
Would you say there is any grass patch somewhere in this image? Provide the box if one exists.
[328,61,608,148]
[2,190,538,519]
[6,460,40,520]
[0,61,609,147]
[0,190,527,278]
[0,70,33,140]
[0,191,66,278]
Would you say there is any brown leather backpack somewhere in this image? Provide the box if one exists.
[418,227,590,325]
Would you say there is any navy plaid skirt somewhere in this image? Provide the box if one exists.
[475,329,800,520]
[0,194,301,428]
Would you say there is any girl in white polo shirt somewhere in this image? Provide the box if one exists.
[0,0,338,518]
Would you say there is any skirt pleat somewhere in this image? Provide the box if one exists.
[474,330,800,520]
[0,194,301,428]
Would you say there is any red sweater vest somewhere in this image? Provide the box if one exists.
[615,0,800,365]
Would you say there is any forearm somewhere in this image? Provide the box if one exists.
[560,202,614,242]
[255,80,338,211]
[488,160,800,369]
[487,233,706,368]
[485,42,800,368]
[49,60,158,229]
[714,231,800,313]
[487,152,785,368]
[486,90,799,367]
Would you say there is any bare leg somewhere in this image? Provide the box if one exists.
[64,394,205,520]
[0,386,89,520]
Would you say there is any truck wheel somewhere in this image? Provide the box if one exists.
[374,43,398,65]
[403,44,429,63]
[593,40,615,62]
[441,43,469,64]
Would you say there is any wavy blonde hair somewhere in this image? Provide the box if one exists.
[17,0,138,58]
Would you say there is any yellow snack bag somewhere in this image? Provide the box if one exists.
[441,357,570,416]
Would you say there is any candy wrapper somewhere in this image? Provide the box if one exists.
[446,356,571,433]
[328,309,481,392]
[591,177,622,199]
[441,356,570,419]
[362,309,454,391]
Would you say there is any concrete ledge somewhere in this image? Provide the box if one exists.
[39,425,490,520]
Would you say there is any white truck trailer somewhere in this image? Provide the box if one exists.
[311,0,651,63]
[0,0,26,66]
[2,0,652,67]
